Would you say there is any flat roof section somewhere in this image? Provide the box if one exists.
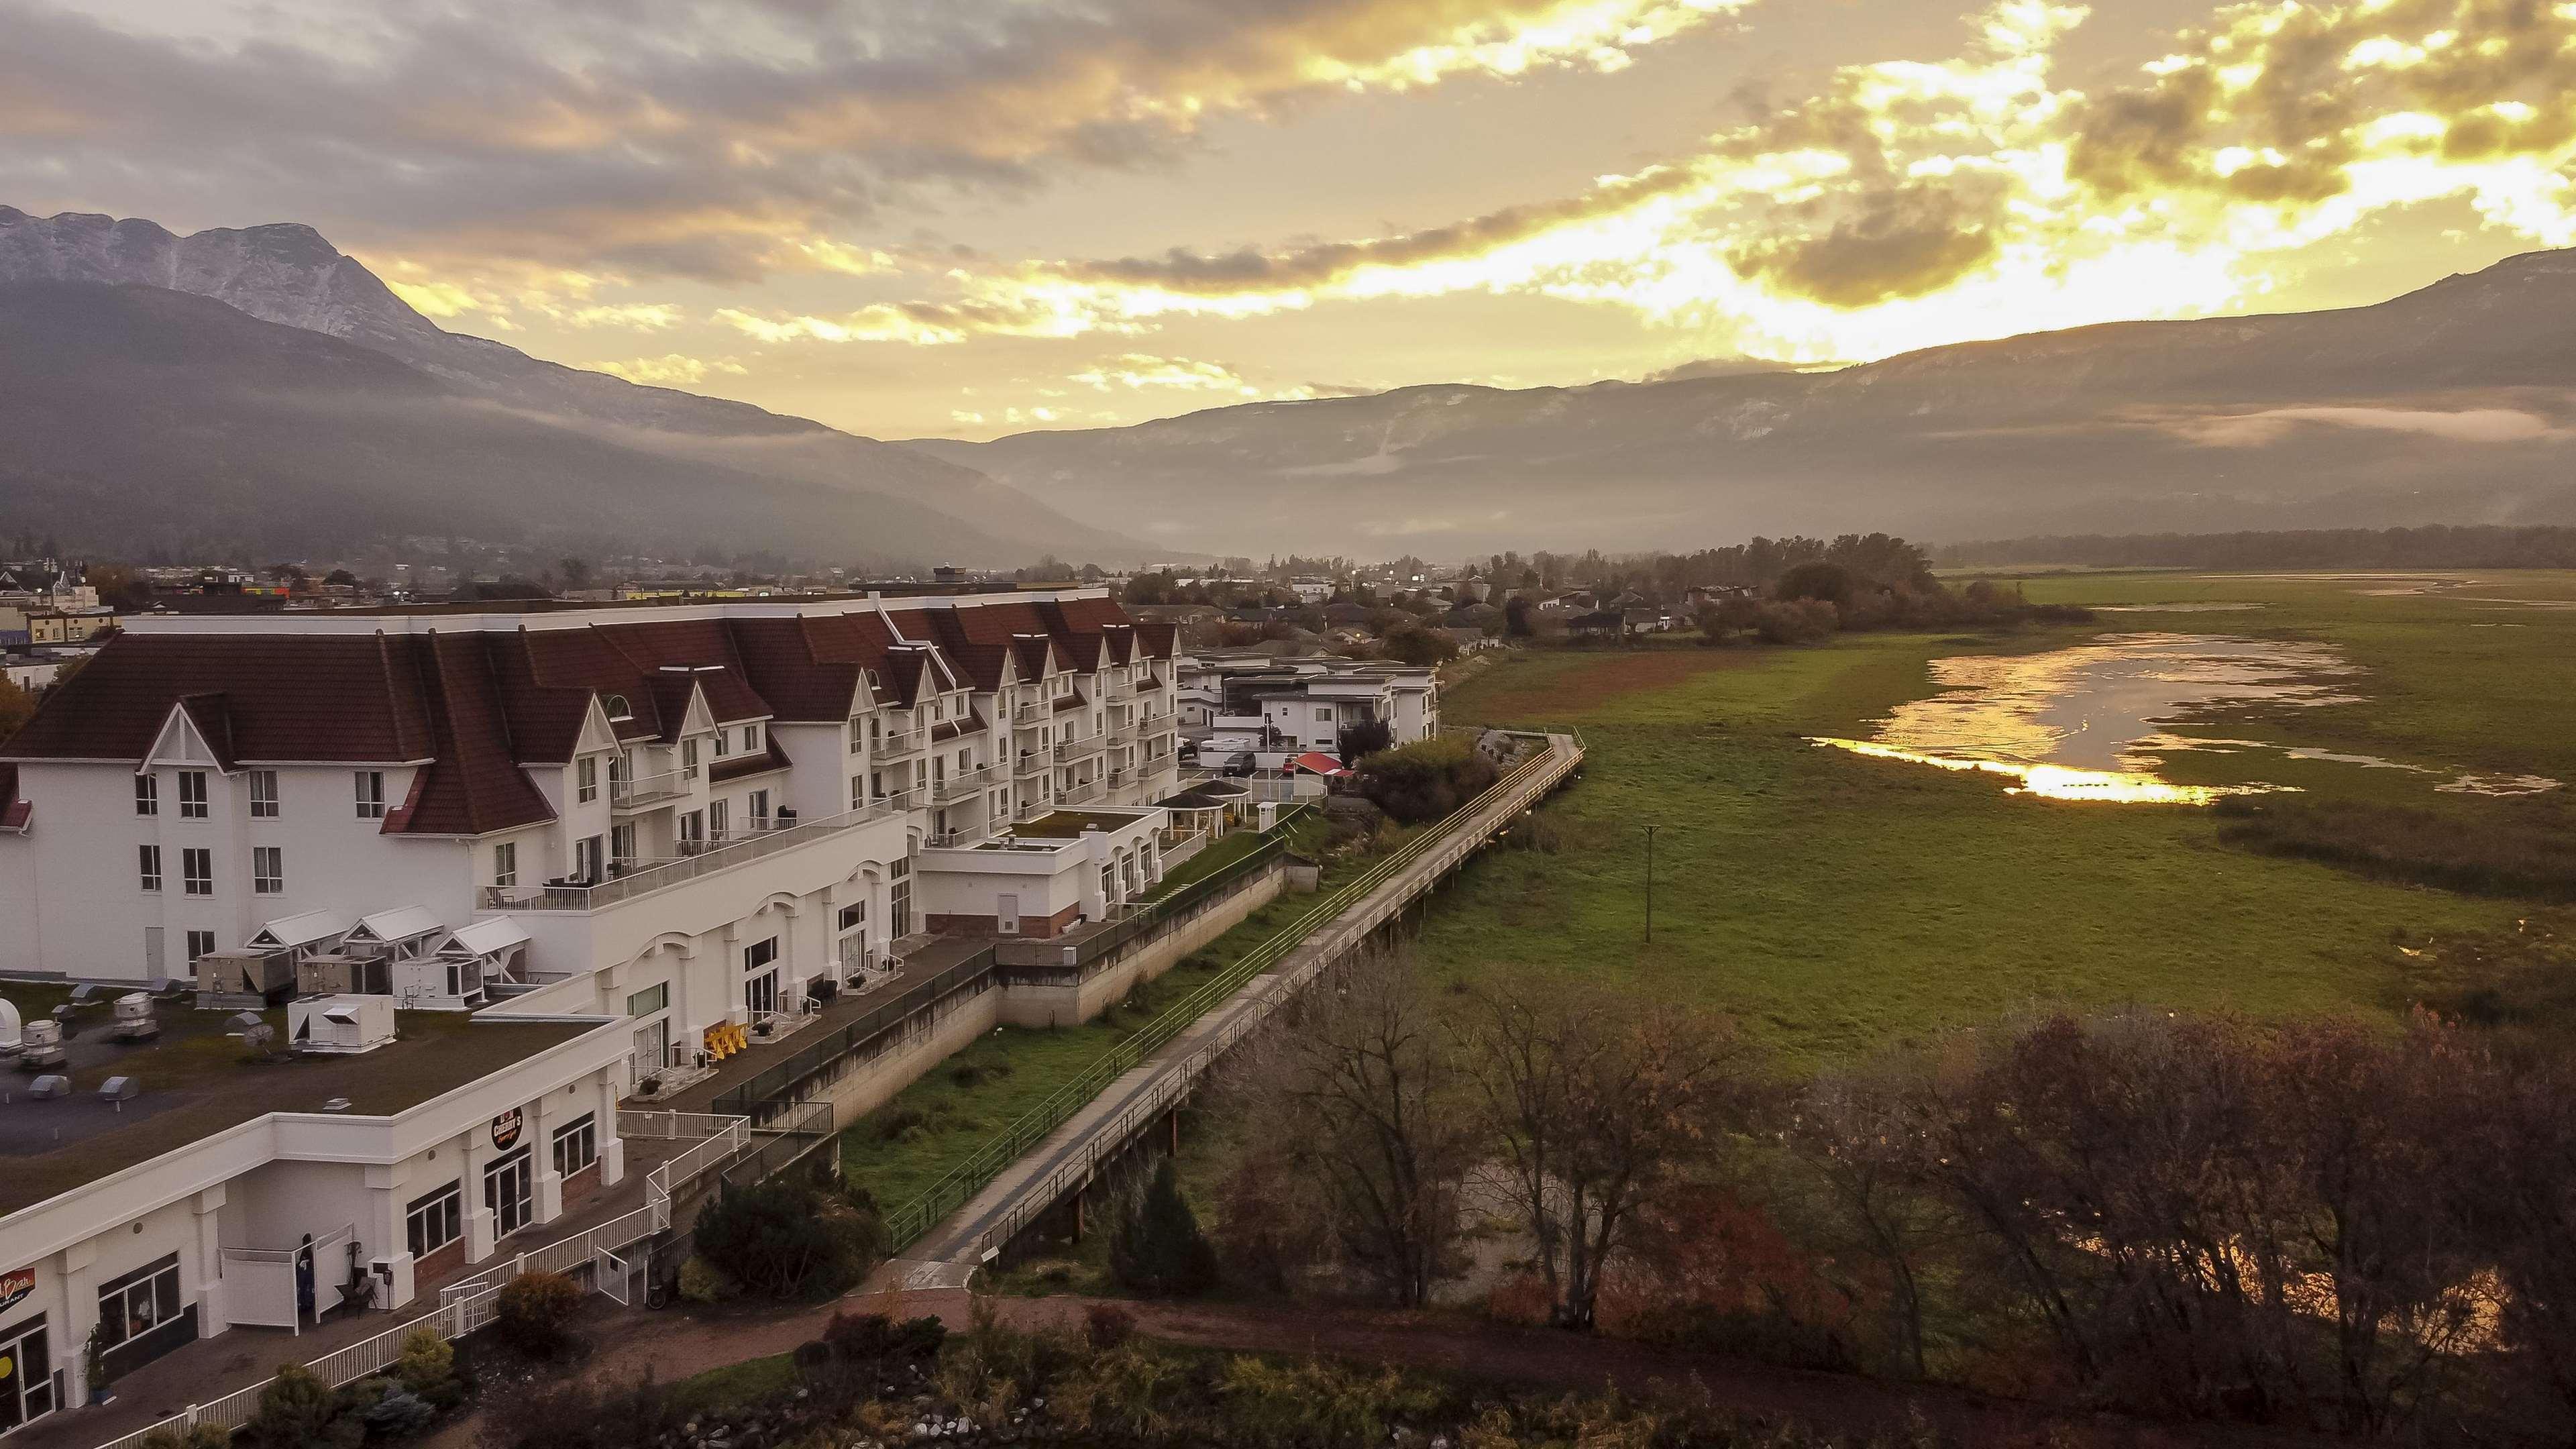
[0,983,592,1215]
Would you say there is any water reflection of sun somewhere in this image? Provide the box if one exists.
[1807,738,2271,805]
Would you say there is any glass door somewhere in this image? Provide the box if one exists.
[0,1318,56,1433]
[484,1149,533,1239]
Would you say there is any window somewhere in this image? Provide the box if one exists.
[95,1255,181,1352]
[682,738,700,771]
[1316,707,1334,722]
[551,1114,598,1177]
[602,693,631,721]
[708,798,729,840]
[744,936,777,972]
[492,841,517,888]
[743,724,761,751]
[837,902,865,931]
[178,770,209,819]
[576,756,598,804]
[133,773,158,816]
[186,929,215,962]
[574,835,602,882]
[250,769,279,818]
[354,771,386,819]
[181,847,211,896]
[485,1149,533,1238]
[712,728,731,759]
[849,718,865,755]
[138,844,162,892]
[252,846,282,895]
[748,790,771,830]
[627,982,668,1017]
[406,1181,462,1259]
[610,822,636,867]
[850,777,865,812]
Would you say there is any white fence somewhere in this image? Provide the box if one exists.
[87,1114,750,1449]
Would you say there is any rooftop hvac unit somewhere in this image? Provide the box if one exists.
[15,1016,67,1071]
[109,991,160,1042]
[298,955,389,998]
[289,994,396,1055]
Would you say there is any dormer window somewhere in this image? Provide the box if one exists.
[714,729,732,759]
[743,724,761,751]
[602,693,632,721]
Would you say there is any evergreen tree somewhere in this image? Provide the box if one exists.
[1109,1157,1218,1295]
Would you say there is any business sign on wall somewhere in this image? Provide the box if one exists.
[0,1265,33,1316]
[490,1109,523,1151]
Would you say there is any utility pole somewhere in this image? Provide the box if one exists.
[1644,823,1657,945]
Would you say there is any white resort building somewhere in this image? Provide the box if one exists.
[0,588,1190,1434]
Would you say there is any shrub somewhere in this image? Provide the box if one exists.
[391,1325,458,1407]
[1108,1158,1219,1297]
[1083,1303,1136,1350]
[821,1311,947,1363]
[492,1271,581,1358]
[1354,737,1497,825]
[244,1363,362,1449]
[792,1339,833,1371]
[1754,598,1839,645]
[676,1255,736,1303]
[361,1388,437,1440]
[695,1178,887,1299]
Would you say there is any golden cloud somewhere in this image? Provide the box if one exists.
[750,0,2576,367]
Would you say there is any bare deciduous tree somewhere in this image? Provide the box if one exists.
[1458,981,1752,1330]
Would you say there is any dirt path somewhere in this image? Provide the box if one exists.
[431,1289,2326,1449]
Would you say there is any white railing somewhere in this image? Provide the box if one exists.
[876,729,920,758]
[481,798,900,911]
[1054,737,1105,763]
[1012,752,1048,778]
[610,765,696,809]
[933,765,994,803]
[1057,778,1102,806]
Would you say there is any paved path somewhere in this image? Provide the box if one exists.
[897,735,1583,1272]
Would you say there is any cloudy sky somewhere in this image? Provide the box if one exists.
[6,0,2573,439]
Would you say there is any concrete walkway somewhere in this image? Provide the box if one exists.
[889,735,1582,1276]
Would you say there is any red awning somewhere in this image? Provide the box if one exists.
[1290,751,1351,776]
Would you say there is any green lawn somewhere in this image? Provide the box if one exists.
[1414,573,2575,1067]
[843,812,1384,1209]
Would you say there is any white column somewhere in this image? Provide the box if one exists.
[191,1186,229,1338]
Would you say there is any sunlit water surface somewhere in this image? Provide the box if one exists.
[1809,633,2560,804]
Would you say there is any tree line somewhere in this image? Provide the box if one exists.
[1201,948,2576,1445]
[1937,525,2576,572]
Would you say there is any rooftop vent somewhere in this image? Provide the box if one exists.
[28,1074,70,1099]
[99,1075,140,1102]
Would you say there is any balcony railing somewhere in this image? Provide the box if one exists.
[1097,678,1132,700]
[480,797,904,912]
[1057,779,1103,806]
[875,729,920,759]
[610,765,696,809]
[932,765,993,804]
[1012,701,1043,723]
[1054,736,1106,764]
[1012,751,1049,779]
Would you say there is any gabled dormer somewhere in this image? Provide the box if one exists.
[143,694,239,773]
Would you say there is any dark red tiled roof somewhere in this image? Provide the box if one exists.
[709,737,792,784]
[4,633,435,763]
[3,596,1150,837]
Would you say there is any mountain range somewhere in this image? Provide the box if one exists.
[911,249,2576,557]
[0,206,1155,568]
[5,203,2574,565]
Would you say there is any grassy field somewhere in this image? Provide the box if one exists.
[1411,571,2576,1067]
[843,812,1393,1209]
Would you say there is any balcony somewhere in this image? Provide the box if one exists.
[1012,701,1043,723]
[1011,751,1049,779]
[610,765,696,810]
[875,729,921,759]
[1054,736,1106,764]
[1097,678,1132,701]
[480,798,902,912]
[1057,778,1102,806]
[932,765,993,804]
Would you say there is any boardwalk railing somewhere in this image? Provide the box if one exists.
[882,735,1580,1250]
[88,1114,753,1449]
